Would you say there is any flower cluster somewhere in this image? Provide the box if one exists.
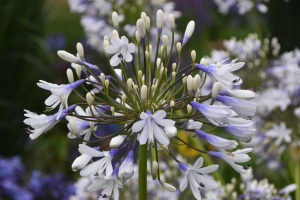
[214,0,268,15]
[24,9,257,200]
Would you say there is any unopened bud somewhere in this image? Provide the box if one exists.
[172,63,176,71]
[101,73,105,84]
[67,69,74,83]
[187,75,194,94]
[110,135,126,148]
[182,20,195,45]
[145,51,149,60]
[122,94,126,102]
[152,161,158,179]
[103,40,110,51]
[138,70,142,78]
[162,35,168,49]
[204,60,209,66]
[112,12,119,28]
[148,44,152,54]
[135,31,140,44]
[146,16,150,31]
[212,82,221,103]
[105,79,109,88]
[191,50,196,63]
[151,85,156,91]
[170,100,175,107]
[194,74,201,90]
[161,145,170,156]
[168,14,175,31]
[141,85,147,103]
[182,74,187,84]
[195,88,200,100]
[112,29,119,38]
[157,58,162,68]
[159,180,177,192]
[110,106,115,115]
[136,19,146,42]
[172,72,176,79]
[187,105,192,113]
[86,93,94,106]
[104,35,109,41]
[164,67,168,74]
[127,78,133,89]
[232,191,237,200]
[76,42,84,61]
[160,45,164,57]
[71,64,82,79]
[133,85,137,92]
[141,12,147,24]
[57,50,84,65]
[165,126,177,138]
[157,9,164,36]
[200,57,205,65]
[176,42,181,54]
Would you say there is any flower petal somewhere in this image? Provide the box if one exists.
[79,144,104,157]
[132,119,146,132]
[127,43,135,53]
[193,157,203,169]
[180,175,188,191]
[152,110,166,119]
[105,45,120,54]
[153,123,170,145]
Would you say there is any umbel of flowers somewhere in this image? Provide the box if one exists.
[24,10,257,200]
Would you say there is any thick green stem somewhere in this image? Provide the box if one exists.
[138,143,148,200]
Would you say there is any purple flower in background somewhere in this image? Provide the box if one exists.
[45,33,66,52]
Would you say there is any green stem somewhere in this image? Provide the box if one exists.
[296,162,300,200]
[138,143,148,200]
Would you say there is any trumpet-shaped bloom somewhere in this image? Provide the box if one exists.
[37,79,84,119]
[132,110,176,145]
[24,105,76,140]
[179,157,219,200]
[219,89,256,99]
[209,148,253,174]
[195,129,238,154]
[216,95,257,117]
[220,123,256,143]
[189,101,232,126]
[105,36,135,66]
[87,167,123,200]
[266,122,292,146]
[119,150,134,182]
[195,59,244,93]
[79,145,118,177]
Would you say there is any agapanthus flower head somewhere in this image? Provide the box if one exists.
[24,9,257,200]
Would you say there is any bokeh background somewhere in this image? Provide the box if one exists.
[1,0,300,199]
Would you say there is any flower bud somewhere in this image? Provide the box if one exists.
[182,74,187,84]
[159,180,177,192]
[67,68,74,83]
[168,14,175,31]
[182,20,195,45]
[164,67,167,74]
[148,44,152,54]
[187,75,194,94]
[194,74,201,90]
[187,104,192,113]
[160,45,164,57]
[86,93,94,106]
[160,67,164,75]
[57,50,84,65]
[141,85,147,103]
[133,85,137,92]
[110,106,115,115]
[146,16,150,31]
[156,58,162,68]
[165,126,177,138]
[151,85,156,91]
[172,63,176,71]
[100,73,105,84]
[204,60,209,66]
[191,50,196,63]
[152,161,158,179]
[200,57,205,65]
[69,119,79,135]
[112,29,119,38]
[76,42,84,61]
[138,70,142,78]
[127,78,133,89]
[232,191,237,200]
[161,145,170,156]
[105,79,109,88]
[162,35,168,49]
[195,88,200,100]
[110,135,126,148]
[72,152,92,171]
[172,72,176,79]
[89,121,94,130]
[212,82,221,103]
[176,42,181,54]
[135,31,140,44]
[141,12,147,24]
[157,9,163,36]
[71,64,82,79]
[103,40,110,51]
[136,19,146,42]
[122,94,126,102]
[112,12,119,28]
[145,51,149,60]
[104,35,109,41]
[170,100,175,107]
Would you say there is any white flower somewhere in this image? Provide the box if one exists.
[209,148,253,174]
[105,36,135,66]
[72,146,99,171]
[24,105,76,140]
[110,135,126,148]
[119,150,134,182]
[266,122,292,146]
[37,79,84,119]
[87,167,123,200]
[132,110,176,145]
[179,157,219,200]
[79,144,118,177]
